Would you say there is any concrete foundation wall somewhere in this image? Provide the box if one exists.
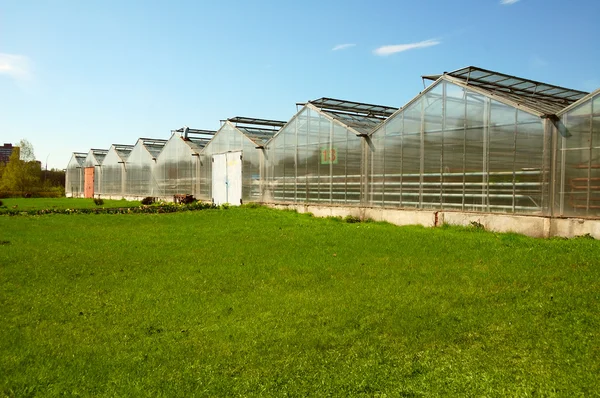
[265,202,600,239]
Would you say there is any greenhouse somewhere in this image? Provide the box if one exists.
[155,127,215,199]
[97,144,133,199]
[263,97,397,204]
[65,66,600,236]
[364,66,590,217]
[199,117,285,205]
[65,152,87,198]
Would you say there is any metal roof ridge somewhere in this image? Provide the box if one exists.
[227,116,286,128]
[444,66,588,103]
[310,96,397,111]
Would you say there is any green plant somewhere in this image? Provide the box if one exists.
[93,198,104,206]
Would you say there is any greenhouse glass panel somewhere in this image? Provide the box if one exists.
[400,97,422,208]
[305,108,322,202]
[268,120,288,202]
[382,115,403,207]
[559,94,600,217]
[199,153,209,201]
[241,137,261,202]
[462,91,486,211]
[295,115,308,202]
[422,83,444,209]
[442,82,468,209]
[283,116,297,202]
[369,128,385,206]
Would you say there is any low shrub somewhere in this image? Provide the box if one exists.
[141,197,155,205]
[344,215,361,223]
[93,198,104,206]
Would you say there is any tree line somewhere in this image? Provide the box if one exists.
[0,139,65,198]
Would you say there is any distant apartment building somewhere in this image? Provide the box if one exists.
[0,143,15,163]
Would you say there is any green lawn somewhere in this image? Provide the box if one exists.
[0,197,141,212]
[1,206,599,396]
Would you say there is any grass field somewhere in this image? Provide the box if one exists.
[1,205,599,396]
[0,197,141,212]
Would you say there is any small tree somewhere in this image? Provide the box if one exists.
[18,139,36,162]
[0,140,41,196]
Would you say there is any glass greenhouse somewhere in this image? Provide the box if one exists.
[365,67,589,216]
[155,128,215,199]
[264,98,397,204]
[199,117,285,205]
[97,144,133,198]
[65,152,87,197]
[124,138,167,198]
[65,66,600,221]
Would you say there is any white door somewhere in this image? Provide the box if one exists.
[226,152,242,206]
[212,151,242,206]
[212,153,227,205]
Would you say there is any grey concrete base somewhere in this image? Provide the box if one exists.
[264,202,600,239]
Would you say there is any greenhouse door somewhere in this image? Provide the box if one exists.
[212,151,242,206]
[84,167,94,198]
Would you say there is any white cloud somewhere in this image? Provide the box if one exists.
[332,43,356,51]
[501,0,520,5]
[373,39,441,56]
[0,53,32,80]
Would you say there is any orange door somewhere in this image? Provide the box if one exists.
[84,167,95,198]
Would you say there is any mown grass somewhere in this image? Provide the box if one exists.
[1,206,599,396]
[0,197,141,212]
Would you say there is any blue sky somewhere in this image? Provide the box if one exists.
[1,0,599,169]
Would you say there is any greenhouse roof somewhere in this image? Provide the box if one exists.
[185,137,213,152]
[138,138,167,157]
[308,97,397,135]
[111,144,134,160]
[90,149,108,164]
[424,66,588,116]
[557,87,600,116]
[228,117,286,128]
[172,127,217,152]
[228,117,286,146]
[73,152,87,166]
[309,97,397,118]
